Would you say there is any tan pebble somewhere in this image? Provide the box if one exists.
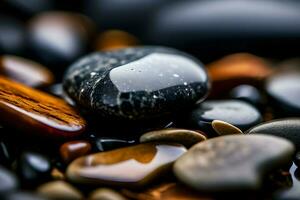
[89,188,128,200]
[212,120,243,135]
[51,168,65,180]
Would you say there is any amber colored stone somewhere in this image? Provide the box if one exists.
[0,76,86,138]
[66,143,187,187]
[89,188,128,200]
[60,140,92,163]
[51,168,65,180]
[122,182,213,200]
[211,120,243,135]
[0,55,54,88]
[95,30,139,51]
[208,53,272,97]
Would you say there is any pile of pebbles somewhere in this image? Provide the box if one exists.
[1,1,300,200]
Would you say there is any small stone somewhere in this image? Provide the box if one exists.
[188,100,262,131]
[16,152,52,184]
[91,137,135,152]
[174,135,295,192]
[37,180,83,200]
[60,140,92,164]
[294,152,300,168]
[230,85,262,107]
[140,128,206,147]
[211,120,243,135]
[89,188,128,200]
[0,76,86,138]
[67,143,187,187]
[63,46,210,120]
[51,168,65,180]
[0,166,19,193]
[0,55,54,88]
[246,118,300,150]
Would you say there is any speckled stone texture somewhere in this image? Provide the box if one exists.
[63,46,210,120]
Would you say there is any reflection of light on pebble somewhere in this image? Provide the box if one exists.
[173,74,180,78]
[153,95,158,99]
[184,82,187,85]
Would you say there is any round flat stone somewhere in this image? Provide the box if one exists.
[140,128,206,147]
[60,140,92,164]
[66,142,187,187]
[246,118,300,149]
[63,46,210,120]
[89,188,128,200]
[211,120,243,136]
[266,72,300,116]
[188,100,262,131]
[0,76,86,138]
[0,55,54,88]
[174,135,295,192]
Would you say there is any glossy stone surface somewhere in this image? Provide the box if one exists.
[67,142,187,187]
[230,85,262,107]
[0,55,54,88]
[63,47,210,120]
[0,76,86,138]
[91,137,135,152]
[266,71,300,116]
[0,166,19,192]
[188,100,262,131]
[89,188,128,200]
[37,180,83,200]
[174,135,295,192]
[60,140,92,163]
[140,128,206,147]
[211,120,243,136]
[246,118,300,149]
[295,152,300,168]
[16,152,52,184]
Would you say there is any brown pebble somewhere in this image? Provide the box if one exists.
[211,120,243,135]
[60,140,92,163]
[89,188,128,200]
[51,168,65,180]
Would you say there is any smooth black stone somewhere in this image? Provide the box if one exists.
[294,152,300,168]
[89,136,136,152]
[0,166,19,193]
[147,0,300,61]
[188,100,262,132]
[16,152,52,185]
[63,46,209,120]
[246,118,300,150]
[266,72,300,116]
[0,15,26,55]
[2,191,49,200]
[230,85,263,107]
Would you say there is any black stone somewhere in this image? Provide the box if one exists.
[63,46,210,120]
[188,100,262,132]
[246,118,300,150]
[16,152,52,185]
[294,152,300,168]
[0,166,19,193]
[230,85,263,107]
[89,136,136,152]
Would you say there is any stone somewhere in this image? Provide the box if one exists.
[246,118,300,150]
[51,168,65,180]
[2,191,49,200]
[16,152,52,184]
[174,135,295,192]
[0,55,54,88]
[95,30,139,51]
[66,142,187,187]
[37,180,83,200]
[0,76,86,138]
[294,152,300,168]
[211,120,243,135]
[188,100,262,132]
[0,141,13,167]
[63,46,210,120]
[0,166,19,193]
[60,140,92,163]
[266,71,300,116]
[91,137,136,152]
[230,85,262,107]
[140,128,206,147]
[89,188,128,200]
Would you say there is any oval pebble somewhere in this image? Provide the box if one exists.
[89,188,128,200]
[60,140,92,164]
[211,120,243,136]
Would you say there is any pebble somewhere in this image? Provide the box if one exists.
[60,140,92,164]
[89,188,128,200]
[16,152,52,184]
[188,100,262,132]
[246,118,300,149]
[211,120,243,136]
[294,152,300,168]
[66,142,187,187]
[266,71,300,116]
[37,180,83,200]
[230,85,262,107]
[140,128,206,147]
[63,46,210,120]
[0,166,19,193]
[0,55,54,88]
[174,135,295,192]
[91,137,135,152]
[0,76,86,138]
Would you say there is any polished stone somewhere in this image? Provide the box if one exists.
[91,137,135,152]
[140,128,206,147]
[0,76,86,138]
[89,188,128,200]
[294,152,300,168]
[0,166,19,193]
[67,142,187,187]
[63,46,210,120]
[0,55,54,88]
[60,140,92,163]
[246,118,300,149]
[230,85,262,107]
[211,120,243,136]
[174,135,295,192]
